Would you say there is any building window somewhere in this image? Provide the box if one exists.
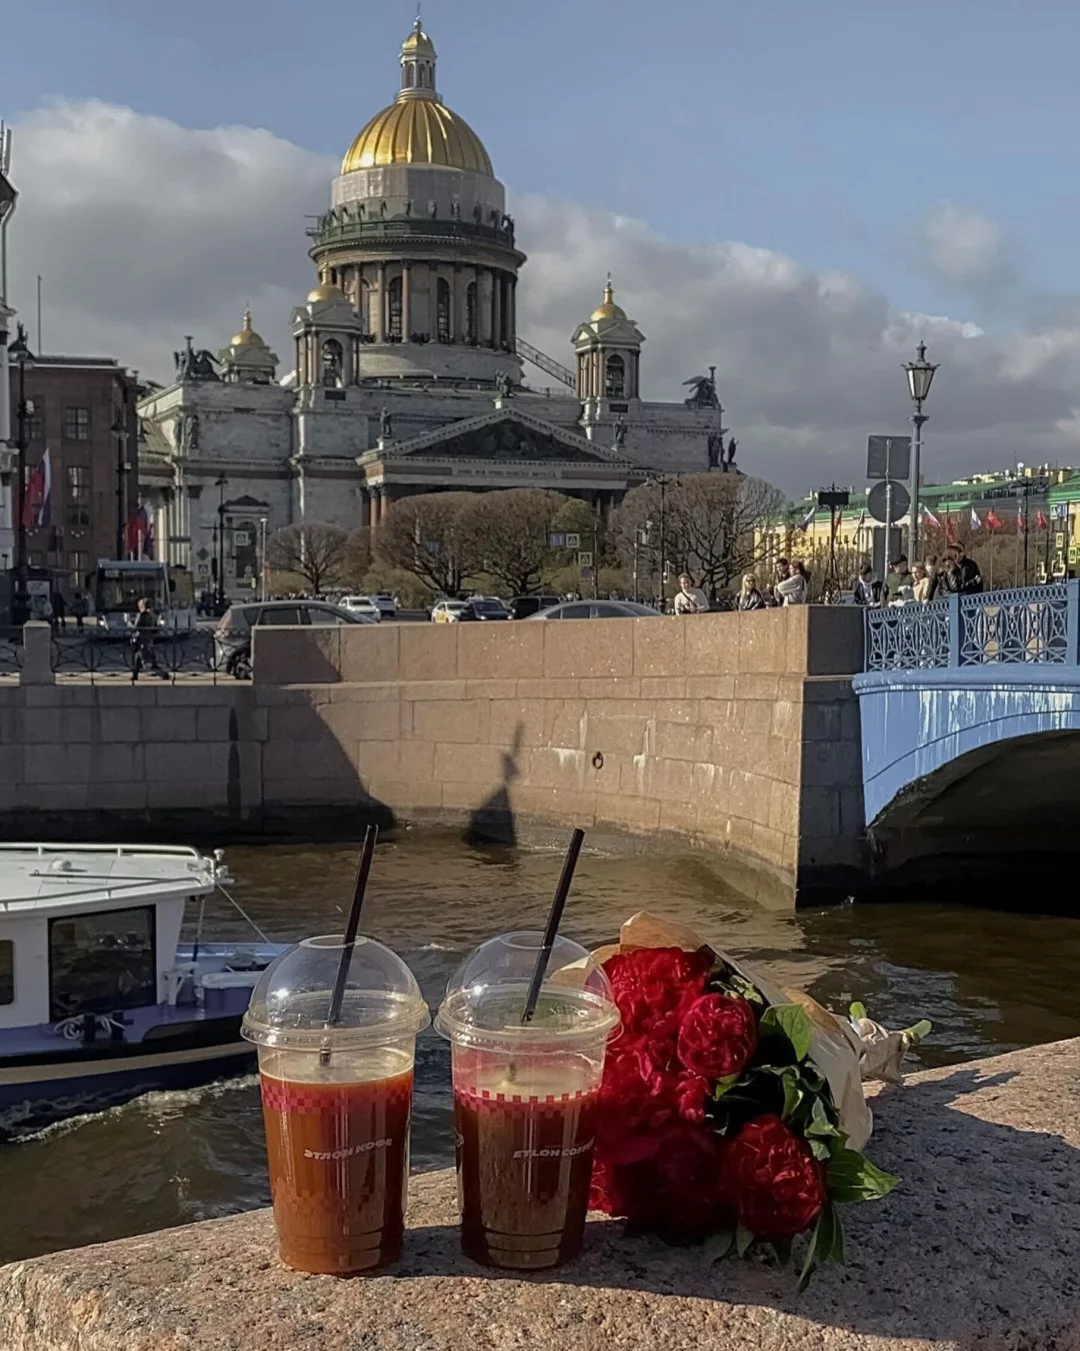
[67,465,90,502]
[388,276,402,339]
[465,281,478,343]
[0,940,13,1005]
[321,338,343,387]
[64,406,91,441]
[25,398,44,441]
[605,354,626,398]
[69,551,89,591]
[436,278,451,341]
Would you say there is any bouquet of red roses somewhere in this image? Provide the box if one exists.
[589,913,899,1287]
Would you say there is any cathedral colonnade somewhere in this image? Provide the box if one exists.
[322,261,517,350]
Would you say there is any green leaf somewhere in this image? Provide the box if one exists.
[703,1227,735,1264]
[760,1004,814,1062]
[712,1073,741,1101]
[827,1149,900,1204]
[848,1001,867,1022]
[735,1221,755,1258]
[797,1210,823,1292]
[809,1138,831,1161]
[726,972,766,1006]
[805,1096,842,1139]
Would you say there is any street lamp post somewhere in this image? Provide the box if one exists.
[647,473,672,612]
[215,474,228,612]
[903,341,939,563]
[112,414,130,558]
[10,323,33,625]
[258,516,268,602]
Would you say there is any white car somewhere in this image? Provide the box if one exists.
[371,593,397,619]
[339,595,382,622]
[431,599,468,623]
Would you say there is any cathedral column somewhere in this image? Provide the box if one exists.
[453,265,464,342]
[376,262,386,341]
[402,263,412,341]
[492,270,503,350]
[509,277,517,347]
[479,269,493,345]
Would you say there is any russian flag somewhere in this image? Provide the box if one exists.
[797,504,816,532]
[37,448,52,527]
[970,507,981,529]
[923,504,941,528]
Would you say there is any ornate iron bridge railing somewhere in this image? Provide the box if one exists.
[865,582,1080,671]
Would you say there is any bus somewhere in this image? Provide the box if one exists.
[89,561,197,636]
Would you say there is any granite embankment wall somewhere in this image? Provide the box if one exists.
[0,609,864,905]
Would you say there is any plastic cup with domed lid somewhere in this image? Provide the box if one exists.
[241,934,429,1276]
[434,931,620,1271]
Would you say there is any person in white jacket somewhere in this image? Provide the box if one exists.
[774,559,808,605]
[673,573,709,614]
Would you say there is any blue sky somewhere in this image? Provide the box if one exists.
[6,0,1080,488]
[4,0,1075,327]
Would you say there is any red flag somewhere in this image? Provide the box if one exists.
[22,461,44,529]
[944,512,956,542]
[986,509,1002,531]
[1036,509,1048,530]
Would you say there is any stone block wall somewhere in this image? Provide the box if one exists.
[0,610,864,906]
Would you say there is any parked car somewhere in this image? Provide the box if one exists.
[339,594,382,621]
[431,599,469,623]
[458,597,510,622]
[214,599,375,679]
[371,593,397,619]
[509,594,562,620]
[525,600,660,620]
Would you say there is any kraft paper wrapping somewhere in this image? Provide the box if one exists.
[597,911,874,1153]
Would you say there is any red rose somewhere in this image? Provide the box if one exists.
[677,993,759,1081]
[719,1114,826,1240]
[618,1122,727,1241]
[674,1071,710,1125]
[604,947,712,1051]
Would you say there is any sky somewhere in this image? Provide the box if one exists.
[4,0,1080,495]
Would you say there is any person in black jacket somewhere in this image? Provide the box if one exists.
[942,543,984,594]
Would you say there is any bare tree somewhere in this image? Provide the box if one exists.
[460,489,571,596]
[613,473,788,601]
[266,521,349,595]
[373,493,483,596]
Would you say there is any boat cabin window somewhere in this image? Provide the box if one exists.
[48,905,156,1021]
[0,940,12,1005]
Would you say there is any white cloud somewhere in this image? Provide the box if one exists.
[919,201,1015,291]
[5,99,1080,494]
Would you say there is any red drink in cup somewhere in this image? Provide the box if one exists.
[243,934,430,1276]
[436,933,619,1271]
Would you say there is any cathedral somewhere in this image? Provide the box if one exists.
[137,19,727,594]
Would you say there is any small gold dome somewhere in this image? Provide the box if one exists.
[402,17,435,57]
[342,98,492,175]
[230,308,263,347]
[307,281,341,304]
[591,279,626,323]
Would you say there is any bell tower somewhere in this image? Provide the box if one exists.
[571,276,645,419]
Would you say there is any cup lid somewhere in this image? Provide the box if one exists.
[433,931,619,1048]
[241,933,430,1052]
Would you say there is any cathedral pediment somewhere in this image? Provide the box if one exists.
[367,407,629,466]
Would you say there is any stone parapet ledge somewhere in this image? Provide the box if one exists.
[4,1039,1079,1349]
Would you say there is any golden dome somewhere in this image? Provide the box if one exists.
[307,281,341,304]
[402,17,435,57]
[342,97,492,175]
[591,278,626,323]
[230,308,263,347]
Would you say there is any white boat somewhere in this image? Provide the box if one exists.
[0,843,283,1131]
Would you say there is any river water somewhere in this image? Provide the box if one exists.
[2,831,1079,1264]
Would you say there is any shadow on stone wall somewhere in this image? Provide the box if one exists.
[463,723,524,848]
[399,1062,1079,1346]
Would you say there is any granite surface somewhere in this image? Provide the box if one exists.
[4,1039,1080,1350]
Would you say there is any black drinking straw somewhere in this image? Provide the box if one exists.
[521,828,585,1025]
[321,825,378,1062]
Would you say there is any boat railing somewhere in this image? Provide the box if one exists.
[0,843,206,861]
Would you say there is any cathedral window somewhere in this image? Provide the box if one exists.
[465,282,478,343]
[321,339,344,387]
[388,277,403,339]
[605,354,626,398]
[436,278,451,341]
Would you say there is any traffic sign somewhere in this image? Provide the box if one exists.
[565,533,581,549]
[867,480,909,525]
[866,435,911,482]
[577,551,593,568]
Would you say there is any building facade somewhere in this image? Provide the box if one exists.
[5,354,138,596]
[137,19,730,596]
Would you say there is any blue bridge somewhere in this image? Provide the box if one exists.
[853,582,1080,881]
